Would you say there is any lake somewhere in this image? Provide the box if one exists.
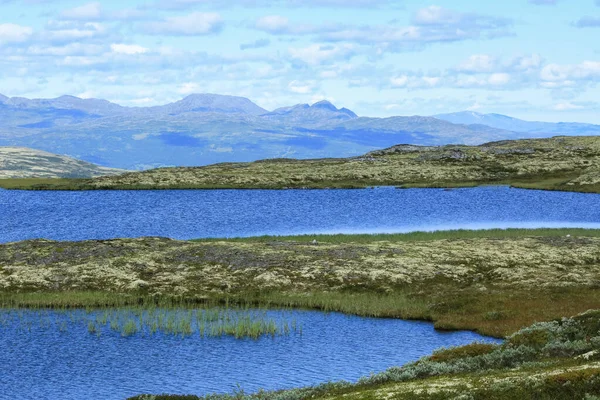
[2,186,600,243]
[0,308,500,400]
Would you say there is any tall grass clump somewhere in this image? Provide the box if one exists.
[0,305,301,340]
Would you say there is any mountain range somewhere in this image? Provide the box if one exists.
[1,93,599,170]
[434,111,600,136]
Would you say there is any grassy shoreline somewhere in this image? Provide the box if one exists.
[2,228,600,337]
[1,176,599,194]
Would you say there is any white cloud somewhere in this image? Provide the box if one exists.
[43,21,107,43]
[390,75,441,89]
[488,72,511,85]
[288,80,316,94]
[553,102,584,111]
[61,2,103,20]
[467,102,483,111]
[178,82,201,94]
[390,75,409,87]
[132,132,151,140]
[422,76,441,87]
[541,61,600,82]
[288,44,356,65]
[143,12,223,35]
[413,5,462,25]
[0,23,33,45]
[510,54,543,72]
[253,6,512,51]
[457,54,497,73]
[255,15,290,33]
[383,72,513,90]
[111,43,148,55]
[28,43,104,56]
[319,70,338,78]
[77,90,97,99]
[209,145,233,153]
[130,98,157,105]
[57,55,102,67]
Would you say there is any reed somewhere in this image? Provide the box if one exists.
[0,305,301,340]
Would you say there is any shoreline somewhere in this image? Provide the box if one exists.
[3,228,600,398]
[1,180,599,194]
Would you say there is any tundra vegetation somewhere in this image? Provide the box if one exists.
[2,229,600,398]
[1,136,600,193]
[0,306,299,339]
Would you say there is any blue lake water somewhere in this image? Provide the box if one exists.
[1,185,596,398]
[0,308,500,400]
[2,186,600,243]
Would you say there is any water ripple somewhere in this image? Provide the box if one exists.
[0,309,500,400]
[2,186,600,242]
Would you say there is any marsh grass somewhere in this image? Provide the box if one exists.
[197,227,600,244]
[245,291,430,320]
[0,305,300,339]
[1,284,599,338]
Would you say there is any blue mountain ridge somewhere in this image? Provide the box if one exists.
[0,93,597,170]
[434,111,600,136]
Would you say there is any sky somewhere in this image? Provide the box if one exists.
[0,0,599,122]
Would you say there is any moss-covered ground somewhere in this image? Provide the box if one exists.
[2,136,600,193]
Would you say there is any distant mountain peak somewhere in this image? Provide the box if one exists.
[339,107,358,118]
[50,95,123,110]
[56,95,79,100]
[181,93,224,101]
[312,100,336,110]
[266,100,357,121]
[311,100,358,117]
[0,94,8,103]
[166,93,268,115]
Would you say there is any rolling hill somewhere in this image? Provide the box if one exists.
[0,147,125,179]
[8,136,600,194]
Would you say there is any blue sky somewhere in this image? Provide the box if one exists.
[1,0,599,122]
